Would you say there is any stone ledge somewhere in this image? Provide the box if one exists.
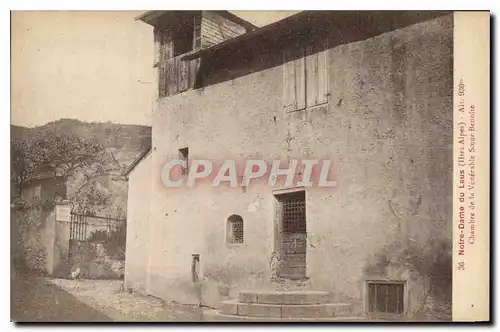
[237,302,282,318]
[219,299,238,315]
[239,290,330,305]
[204,309,366,322]
[219,300,353,319]
[281,303,353,318]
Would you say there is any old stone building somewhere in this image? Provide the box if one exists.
[125,11,453,320]
[16,174,67,203]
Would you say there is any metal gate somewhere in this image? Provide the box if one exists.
[67,212,127,278]
[69,213,125,242]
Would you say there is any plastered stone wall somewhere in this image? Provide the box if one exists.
[11,206,56,274]
[11,201,73,278]
[142,14,452,316]
[124,152,152,293]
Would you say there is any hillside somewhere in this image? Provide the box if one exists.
[11,119,152,217]
[12,118,151,167]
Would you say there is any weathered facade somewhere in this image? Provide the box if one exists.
[125,11,453,319]
[124,150,152,293]
[11,200,72,277]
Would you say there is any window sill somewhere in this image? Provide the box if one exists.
[365,313,407,321]
[284,107,306,114]
[284,102,329,114]
[226,243,244,248]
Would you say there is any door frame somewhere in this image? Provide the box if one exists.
[272,187,307,280]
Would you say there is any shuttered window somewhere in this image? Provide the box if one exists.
[283,48,306,113]
[283,39,328,112]
[154,25,201,98]
[306,39,329,107]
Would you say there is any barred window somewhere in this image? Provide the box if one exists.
[227,214,244,244]
[278,191,306,233]
[367,281,405,315]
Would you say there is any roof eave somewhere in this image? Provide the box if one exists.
[135,10,258,31]
[182,10,454,61]
[214,10,258,31]
[134,11,169,26]
[182,11,306,61]
[123,147,152,177]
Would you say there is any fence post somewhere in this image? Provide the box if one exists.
[52,200,72,278]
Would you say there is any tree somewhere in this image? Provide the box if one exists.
[11,134,124,211]
[32,134,122,181]
[11,138,39,197]
[70,179,113,214]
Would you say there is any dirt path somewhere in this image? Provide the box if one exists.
[46,278,203,322]
[11,272,112,322]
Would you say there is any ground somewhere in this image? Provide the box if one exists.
[11,271,449,322]
[11,271,111,322]
[11,271,203,322]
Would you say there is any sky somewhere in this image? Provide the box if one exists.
[11,11,298,128]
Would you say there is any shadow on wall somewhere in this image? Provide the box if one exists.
[11,200,55,274]
[201,256,269,307]
[364,236,452,319]
[199,12,452,88]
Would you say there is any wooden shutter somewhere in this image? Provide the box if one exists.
[189,58,200,89]
[295,53,306,110]
[283,49,296,112]
[193,14,202,50]
[157,29,174,98]
[153,28,161,67]
[179,59,189,92]
[283,48,306,112]
[156,29,166,98]
[167,57,178,95]
[306,39,329,107]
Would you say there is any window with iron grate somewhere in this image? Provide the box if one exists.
[227,214,244,244]
[276,191,307,233]
[367,281,405,315]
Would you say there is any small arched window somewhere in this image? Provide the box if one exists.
[227,214,244,244]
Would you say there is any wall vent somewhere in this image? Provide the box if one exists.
[367,281,405,315]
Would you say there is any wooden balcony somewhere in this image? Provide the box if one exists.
[158,54,200,98]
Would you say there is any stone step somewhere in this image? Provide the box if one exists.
[239,290,330,305]
[204,309,365,322]
[220,299,353,318]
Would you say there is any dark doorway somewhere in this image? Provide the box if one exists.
[274,190,307,279]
